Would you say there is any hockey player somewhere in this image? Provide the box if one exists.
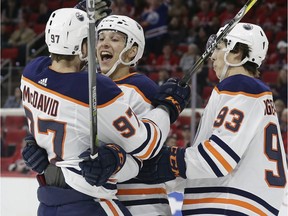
[20,7,190,215]
[95,15,173,215]
[137,23,288,215]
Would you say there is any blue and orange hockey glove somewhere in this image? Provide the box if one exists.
[79,143,126,186]
[152,78,191,123]
[136,146,187,184]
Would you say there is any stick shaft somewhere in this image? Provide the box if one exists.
[87,0,98,155]
[181,0,258,84]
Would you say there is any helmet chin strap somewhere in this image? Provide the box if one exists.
[219,49,249,82]
[104,46,134,77]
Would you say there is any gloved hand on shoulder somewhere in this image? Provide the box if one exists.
[22,135,49,173]
[79,142,126,186]
[152,78,191,123]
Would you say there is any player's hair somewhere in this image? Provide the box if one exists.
[218,23,268,77]
[50,38,88,62]
[225,39,259,77]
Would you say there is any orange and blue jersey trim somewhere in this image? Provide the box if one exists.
[198,135,240,177]
[183,186,279,215]
[215,74,272,97]
[114,72,159,104]
[129,119,162,160]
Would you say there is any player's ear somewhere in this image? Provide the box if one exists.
[81,39,88,58]
[128,46,137,59]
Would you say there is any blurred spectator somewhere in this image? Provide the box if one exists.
[5,19,36,47]
[218,0,237,26]
[165,134,178,147]
[168,0,189,19]
[1,0,22,25]
[179,43,200,74]
[187,15,201,42]
[167,16,187,45]
[209,16,221,34]
[195,0,215,26]
[193,25,211,54]
[3,19,36,66]
[177,125,191,148]
[36,2,52,24]
[156,68,170,86]
[111,0,135,17]
[275,99,286,122]
[156,44,180,71]
[3,87,22,108]
[1,24,10,46]
[139,0,169,55]
[272,66,288,104]
[267,40,288,70]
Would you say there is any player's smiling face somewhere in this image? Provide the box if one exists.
[96,30,127,74]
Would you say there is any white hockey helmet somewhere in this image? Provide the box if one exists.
[96,15,145,74]
[217,22,269,68]
[45,8,88,56]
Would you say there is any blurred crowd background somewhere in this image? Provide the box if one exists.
[1,0,287,175]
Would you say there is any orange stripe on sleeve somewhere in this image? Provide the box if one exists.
[101,199,119,216]
[183,198,266,216]
[204,140,233,173]
[137,119,158,160]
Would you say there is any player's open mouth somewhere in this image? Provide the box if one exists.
[100,51,113,63]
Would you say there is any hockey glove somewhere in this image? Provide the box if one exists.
[79,143,126,186]
[152,78,191,123]
[22,135,49,173]
[136,146,187,184]
[75,0,112,22]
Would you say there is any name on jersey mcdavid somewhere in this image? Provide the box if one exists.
[22,85,59,117]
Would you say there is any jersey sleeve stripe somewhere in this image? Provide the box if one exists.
[215,87,272,98]
[22,76,89,107]
[210,135,240,163]
[184,186,279,215]
[198,144,223,177]
[130,123,152,155]
[183,197,267,215]
[117,188,167,195]
[100,199,120,216]
[204,140,233,173]
[97,92,124,108]
[137,119,159,159]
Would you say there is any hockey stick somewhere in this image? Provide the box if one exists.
[87,0,99,156]
[181,0,258,84]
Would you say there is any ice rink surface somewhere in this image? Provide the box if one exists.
[1,177,287,216]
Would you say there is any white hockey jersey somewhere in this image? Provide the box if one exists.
[182,74,288,215]
[114,73,172,216]
[20,56,170,199]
